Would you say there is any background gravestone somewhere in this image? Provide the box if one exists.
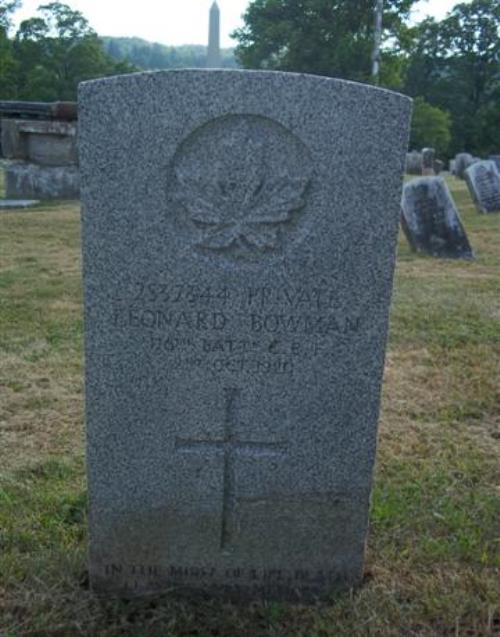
[422,147,435,175]
[465,160,500,214]
[79,70,411,601]
[406,150,423,175]
[455,152,477,180]
[401,177,473,259]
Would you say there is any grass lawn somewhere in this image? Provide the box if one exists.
[0,177,499,636]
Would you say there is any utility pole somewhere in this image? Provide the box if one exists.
[372,0,383,83]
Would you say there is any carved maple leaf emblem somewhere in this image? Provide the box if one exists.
[174,135,310,252]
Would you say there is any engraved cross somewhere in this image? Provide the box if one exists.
[175,387,286,550]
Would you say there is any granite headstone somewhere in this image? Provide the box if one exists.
[401,177,473,259]
[465,160,500,214]
[422,147,435,175]
[79,70,411,601]
[455,152,476,179]
[406,150,423,175]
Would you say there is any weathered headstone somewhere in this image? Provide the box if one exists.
[454,152,478,179]
[401,177,473,259]
[79,70,411,601]
[422,147,435,175]
[465,160,500,214]
[449,159,456,175]
[406,150,423,175]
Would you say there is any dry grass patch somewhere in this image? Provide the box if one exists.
[0,204,84,472]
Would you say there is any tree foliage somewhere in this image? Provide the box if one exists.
[0,0,20,30]
[233,0,418,83]
[0,0,19,97]
[404,0,500,156]
[410,97,452,156]
[0,3,239,101]
[0,2,135,101]
[0,30,17,97]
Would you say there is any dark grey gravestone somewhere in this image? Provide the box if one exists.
[79,70,411,601]
[422,147,435,175]
[455,152,477,179]
[406,150,422,175]
[401,177,473,259]
[465,160,500,214]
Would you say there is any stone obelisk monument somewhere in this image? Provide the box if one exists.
[207,1,221,68]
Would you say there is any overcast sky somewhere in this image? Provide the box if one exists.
[12,0,470,48]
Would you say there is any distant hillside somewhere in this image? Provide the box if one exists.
[101,37,238,70]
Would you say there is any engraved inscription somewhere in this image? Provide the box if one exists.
[112,307,358,336]
[474,166,500,211]
[414,190,446,233]
[103,562,341,595]
[176,387,287,550]
[172,115,313,258]
[107,280,362,376]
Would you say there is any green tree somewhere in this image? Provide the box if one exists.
[0,0,20,30]
[0,0,20,97]
[0,32,18,97]
[13,2,135,100]
[232,0,418,84]
[410,97,452,156]
[405,0,500,156]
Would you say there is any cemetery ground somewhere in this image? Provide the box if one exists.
[0,177,499,637]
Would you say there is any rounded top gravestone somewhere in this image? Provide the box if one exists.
[79,70,412,601]
[401,176,474,259]
[406,150,423,175]
[465,160,500,214]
